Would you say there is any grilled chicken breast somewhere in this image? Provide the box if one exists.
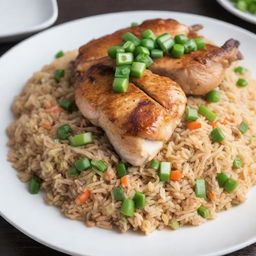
[74,57,186,166]
[75,19,241,95]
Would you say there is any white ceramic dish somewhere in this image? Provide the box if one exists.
[1,10,256,256]
[217,0,256,24]
[0,0,58,42]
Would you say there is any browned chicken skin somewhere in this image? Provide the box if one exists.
[74,57,186,166]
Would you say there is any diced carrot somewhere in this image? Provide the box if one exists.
[42,124,52,130]
[121,175,128,187]
[248,170,253,176]
[75,190,91,205]
[187,121,202,130]
[170,170,183,181]
[210,121,218,128]
[104,171,111,179]
[45,106,63,113]
[44,102,53,109]
[207,192,215,200]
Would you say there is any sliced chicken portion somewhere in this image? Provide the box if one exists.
[74,57,186,166]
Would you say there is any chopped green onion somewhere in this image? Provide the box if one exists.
[186,107,198,121]
[68,167,80,178]
[112,77,129,93]
[140,38,155,50]
[236,78,248,87]
[174,34,189,44]
[130,62,146,78]
[150,159,160,170]
[170,44,185,58]
[224,178,239,193]
[122,41,135,52]
[238,121,249,134]
[55,50,64,58]
[116,162,128,178]
[74,158,91,171]
[198,105,216,121]
[54,69,65,82]
[91,160,108,172]
[115,65,131,78]
[156,33,174,52]
[170,220,180,230]
[236,0,247,11]
[135,53,153,68]
[193,38,206,50]
[57,124,72,140]
[108,46,125,58]
[197,206,210,218]
[211,128,225,142]
[113,187,125,201]
[195,179,206,198]
[122,32,140,46]
[131,22,138,27]
[70,132,93,146]
[120,199,135,217]
[184,39,197,53]
[133,192,146,209]
[216,172,229,187]
[150,49,163,58]
[29,176,41,194]
[135,46,150,55]
[159,162,171,182]
[141,29,156,41]
[116,52,133,65]
[233,157,243,169]
[206,90,221,103]
[59,99,76,112]
[234,66,246,74]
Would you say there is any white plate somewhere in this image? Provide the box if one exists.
[217,0,256,24]
[1,10,256,256]
[0,0,58,42]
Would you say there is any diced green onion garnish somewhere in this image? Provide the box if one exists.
[135,53,153,68]
[108,46,125,59]
[156,33,174,52]
[116,52,133,65]
[234,66,246,74]
[211,128,225,142]
[198,105,216,121]
[233,157,243,169]
[224,178,239,193]
[113,187,125,201]
[133,192,146,209]
[170,44,185,58]
[116,162,127,178]
[140,38,155,50]
[184,39,197,53]
[141,29,156,41]
[195,179,206,198]
[112,77,129,93]
[57,124,72,140]
[170,220,180,230]
[70,132,93,146]
[122,32,141,46]
[236,78,248,87]
[150,159,160,170]
[186,107,198,121]
[131,22,138,27]
[135,46,150,55]
[193,38,206,50]
[74,158,91,171]
[91,160,108,172]
[206,90,221,103]
[216,172,229,187]
[68,167,80,178]
[54,69,65,82]
[55,50,64,58]
[59,99,76,112]
[238,121,249,134]
[122,41,135,52]
[120,199,135,217]
[150,49,163,58]
[159,162,171,182]
[197,206,210,218]
[115,65,131,78]
[236,0,247,11]
[29,176,41,194]
[130,62,146,78]
[174,34,189,44]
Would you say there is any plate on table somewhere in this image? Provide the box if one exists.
[217,0,256,24]
[1,10,256,256]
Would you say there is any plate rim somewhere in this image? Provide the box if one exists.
[1,10,256,256]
